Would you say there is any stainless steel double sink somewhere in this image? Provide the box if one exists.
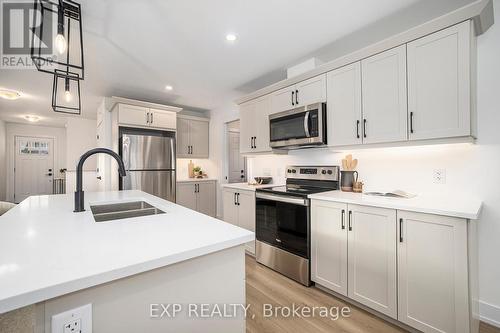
[90,201,165,222]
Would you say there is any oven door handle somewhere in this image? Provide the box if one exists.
[303,111,310,138]
[256,193,309,206]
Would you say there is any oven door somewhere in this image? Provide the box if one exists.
[255,192,309,258]
[269,102,326,149]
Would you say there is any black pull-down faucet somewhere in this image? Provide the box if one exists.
[74,148,126,212]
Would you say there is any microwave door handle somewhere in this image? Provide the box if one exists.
[304,111,310,137]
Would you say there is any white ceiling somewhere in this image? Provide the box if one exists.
[0,0,473,126]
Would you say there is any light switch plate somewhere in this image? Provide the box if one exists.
[51,303,92,333]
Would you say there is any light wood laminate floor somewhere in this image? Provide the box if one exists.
[245,255,499,333]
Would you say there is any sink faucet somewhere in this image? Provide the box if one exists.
[74,148,126,212]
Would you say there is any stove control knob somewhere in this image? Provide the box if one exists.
[287,169,292,173]
[327,170,333,175]
[292,169,297,173]
[321,170,327,175]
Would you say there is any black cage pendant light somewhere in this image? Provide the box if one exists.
[51,68,81,114]
[31,0,85,80]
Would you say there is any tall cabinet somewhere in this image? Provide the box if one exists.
[239,96,272,154]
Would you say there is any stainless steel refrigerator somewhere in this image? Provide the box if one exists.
[119,128,176,202]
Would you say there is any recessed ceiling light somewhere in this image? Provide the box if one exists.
[165,85,173,91]
[24,115,40,122]
[0,88,21,100]
[225,33,237,42]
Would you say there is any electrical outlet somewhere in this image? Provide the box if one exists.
[64,319,81,333]
[52,304,92,333]
[433,169,446,184]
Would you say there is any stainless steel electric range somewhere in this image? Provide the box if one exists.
[255,165,339,286]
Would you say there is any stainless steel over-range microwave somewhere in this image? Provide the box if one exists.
[269,102,327,149]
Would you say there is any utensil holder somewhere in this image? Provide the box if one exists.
[341,171,358,192]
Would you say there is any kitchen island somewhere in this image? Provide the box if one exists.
[0,190,253,332]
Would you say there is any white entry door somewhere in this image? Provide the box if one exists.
[228,131,246,183]
[14,136,55,203]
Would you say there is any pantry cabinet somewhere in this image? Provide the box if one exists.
[407,21,473,140]
[239,95,272,154]
[176,116,209,158]
[176,180,216,217]
[222,187,256,254]
[271,74,327,113]
[347,204,397,318]
[326,62,363,146]
[397,211,470,333]
[117,104,176,130]
[361,45,408,144]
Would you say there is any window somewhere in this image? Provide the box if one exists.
[19,140,49,155]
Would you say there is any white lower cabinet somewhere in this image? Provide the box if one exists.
[397,211,470,333]
[222,188,256,254]
[311,200,348,296]
[176,181,216,217]
[347,204,397,318]
[311,200,474,332]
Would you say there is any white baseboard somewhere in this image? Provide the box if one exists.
[480,300,500,328]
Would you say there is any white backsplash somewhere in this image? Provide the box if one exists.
[247,143,484,197]
[177,158,216,180]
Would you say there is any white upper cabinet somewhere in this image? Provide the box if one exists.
[397,211,469,333]
[361,45,408,144]
[117,103,177,130]
[176,116,209,159]
[239,95,272,154]
[118,104,149,126]
[271,86,296,113]
[347,204,397,319]
[148,108,176,130]
[271,74,326,113]
[311,200,348,296]
[326,62,363,146]
[407,21,472,140]
[295,74,327,107]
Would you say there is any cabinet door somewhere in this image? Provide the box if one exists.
[271,85,295,113]
[295,74,327,107]
[397,211,469,333]
[239,101,256,154]
[326,63,362,146]
[222,189,239,226]
[254,96,272,153]
[189,119,209,158]
[311,200,348,296]
[237,190,256,254]
[196,181,216,217]
[176,117,191,158]
[176,183,197,210]
[149,109,177,130]
[118,104,148,127]
[361,45,408,144]
[348,204,397,318]
[407,21,471,140]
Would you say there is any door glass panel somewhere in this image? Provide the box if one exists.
[19,139,49,155]
[270,112,308,141]
[256,198,308,258]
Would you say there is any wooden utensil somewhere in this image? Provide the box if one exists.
[342,159,348,170]
[351,159,358,170]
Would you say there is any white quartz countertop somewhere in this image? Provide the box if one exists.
[308,191,482,220]
[221,182,282,192]
[177,178,217,183]
[0,190,254,314]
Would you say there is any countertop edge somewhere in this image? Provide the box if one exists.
[308,193,482,220]
[0,234,253,314]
